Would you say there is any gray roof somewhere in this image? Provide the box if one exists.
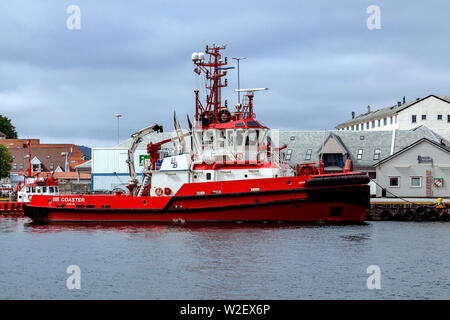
[376,138,450,166]
[335,95,450,128]
[280,126,448,170]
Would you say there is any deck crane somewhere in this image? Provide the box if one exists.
[126,124,164,196]
[126,113,191,197]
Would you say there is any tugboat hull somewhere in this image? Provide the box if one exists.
[24,176,370,223]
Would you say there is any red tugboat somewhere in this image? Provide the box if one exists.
[1,141,59,217]
[24,44,370,223]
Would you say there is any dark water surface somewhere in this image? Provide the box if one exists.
[0,218,449,299]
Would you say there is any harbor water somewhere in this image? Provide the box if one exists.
[0,218,449,299]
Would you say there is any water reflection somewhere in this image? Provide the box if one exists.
[20,220,369,235]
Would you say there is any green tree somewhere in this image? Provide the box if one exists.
[0,145,13,179]
[0,115,18,139]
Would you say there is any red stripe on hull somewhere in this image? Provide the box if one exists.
[25,201,366,223]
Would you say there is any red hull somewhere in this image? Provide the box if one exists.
[24,174,370,224]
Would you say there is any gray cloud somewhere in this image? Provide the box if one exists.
[1,0,450,147]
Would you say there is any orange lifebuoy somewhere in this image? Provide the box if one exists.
[235,152,244,160]
[191,154,198,162]
[164,187,172,195]
[155,187,163,196]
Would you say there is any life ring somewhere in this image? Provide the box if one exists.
[164,188,172,195]
[155,187,163,196]
[27,195,33,201]
[235,152,244,160]
[191,154,198,162]
[217,109,231,123]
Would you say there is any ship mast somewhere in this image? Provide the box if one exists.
[192,44,232,126]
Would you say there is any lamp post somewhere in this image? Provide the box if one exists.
[232,57,246,104]
[114,114,122,145]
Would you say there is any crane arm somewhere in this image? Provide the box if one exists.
[127,124,163,184]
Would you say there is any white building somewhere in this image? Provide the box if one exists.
[335,95,450,141]
[375,138,450,198]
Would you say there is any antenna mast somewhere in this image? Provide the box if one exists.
[192,44,233,126]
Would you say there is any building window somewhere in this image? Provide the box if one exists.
[361,124,363,131]
[410,177,422,188]
[323,154,344,167]
[389,177,400,187]
[378,119,381,127]
[305,149,312,161]
[383,118,387,126]
[346,127,349,130]
[437,114,442,120]
[371,120,375,128]
[50,163,54,170]
[13,163,17,170]
[366,122,369,129]
[20,163,24,170]
[373,149,381,160]
[422,114,426,120]
[390,116,393,124]
[356,124,359,131]
[412,115,417,123]
[357,149,363,160]
[351,125,354,131]
[290,136,295,141]
[286,149,292,160]
[448,115,450,123]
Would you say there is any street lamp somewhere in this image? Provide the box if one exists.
[232,57,246,104]
[114,114,122,145]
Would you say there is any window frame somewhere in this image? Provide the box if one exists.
[410,176,422,188]
[357,149,363,160]
[373,148,381,160]
[305,149,312,161]
[389,176,400,188]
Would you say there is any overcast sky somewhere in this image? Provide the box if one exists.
[1,0,450,148]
